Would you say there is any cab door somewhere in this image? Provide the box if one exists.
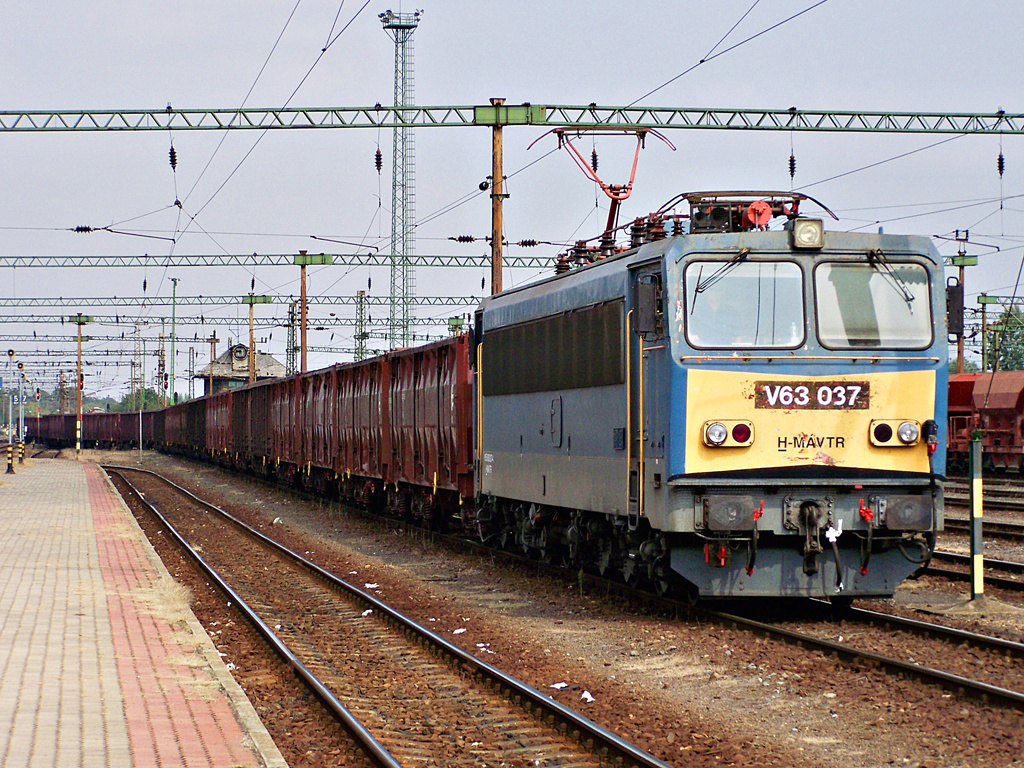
[628,267,665,519]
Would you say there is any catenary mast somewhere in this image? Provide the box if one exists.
[380,9,421,349]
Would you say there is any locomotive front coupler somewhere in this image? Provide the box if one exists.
[799,500,825,575]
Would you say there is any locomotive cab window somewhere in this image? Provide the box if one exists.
[684,259,804,348]
[814,261,932,349]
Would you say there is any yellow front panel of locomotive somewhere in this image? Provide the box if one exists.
[684,368,935,473]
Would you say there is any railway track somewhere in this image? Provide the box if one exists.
[338,494,1024,712]
[942,517,1024,541]
[704,602,1024,710]
[104,465,673,768]
[928,550,1024,592]
[29,447,61,459]
[945,477,1024,512]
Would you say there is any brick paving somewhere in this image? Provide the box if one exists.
[0,458,287,767]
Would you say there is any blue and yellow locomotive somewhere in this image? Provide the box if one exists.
[474,192,945,600]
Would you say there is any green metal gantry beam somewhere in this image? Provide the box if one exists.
[1,104,1022,134]
[0,294,480,309]
[0,314,446,328]
[0,252,553,269]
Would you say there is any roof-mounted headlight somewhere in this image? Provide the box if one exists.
[790,218,824,249]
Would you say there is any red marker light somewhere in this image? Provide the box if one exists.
[732,423,752,443]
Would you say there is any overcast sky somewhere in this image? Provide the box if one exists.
[2,1,1021,397]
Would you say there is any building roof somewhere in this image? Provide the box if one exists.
[194,343,286,381]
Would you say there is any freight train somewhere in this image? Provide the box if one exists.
[947,370,1024,472]
[31,191,948,602]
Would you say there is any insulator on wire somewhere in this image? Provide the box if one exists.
[517,239,538,247]
[481,276,485,290]
[591,149,598,173]
[998,151,1006,178]
[251,277,255,291]
[73,225,93,233]
[374,147,383,173]
[169,145,178,171]
[451,235,476,243]
[142,278,147,293]
[789,153,797,181]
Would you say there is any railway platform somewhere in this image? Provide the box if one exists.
[0,457,287,768]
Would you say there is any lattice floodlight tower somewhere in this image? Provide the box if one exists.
[380,9,421,349]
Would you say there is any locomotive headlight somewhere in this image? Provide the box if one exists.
[705,422,728,446]
[703,420,754,447]
[790,218,824,249]
[870,419,921,447]
[897,421,920,445]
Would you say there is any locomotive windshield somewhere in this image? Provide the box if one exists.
[814,261,932,349]
[684,260,804,348]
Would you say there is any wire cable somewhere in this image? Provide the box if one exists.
[627,0,831,107]
[798,134,968,190]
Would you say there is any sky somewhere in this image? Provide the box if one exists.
[1,1,1022,398]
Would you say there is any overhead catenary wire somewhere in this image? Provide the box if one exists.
[626,0,830,107]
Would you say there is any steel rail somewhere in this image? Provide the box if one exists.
[838,603,1024,656]
[106,465,675,768]
[925,553,1024,592]
[943,518,1024,539]
[919,564,1024,593]
[104,466,403,768]
[945,493,1024,512]
[933,550,1024,575]
[702,606,1024,709]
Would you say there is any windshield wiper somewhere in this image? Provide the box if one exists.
[867,249,915,312]
[690,248,751,312]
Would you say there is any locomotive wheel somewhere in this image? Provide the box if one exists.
[535,525,568,566]
[499,504,523,551]
[621,556,645,589]
[652,562,677,596]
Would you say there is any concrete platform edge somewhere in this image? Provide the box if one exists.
[98,467,289,768]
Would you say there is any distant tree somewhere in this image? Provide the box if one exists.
[948,359,980,374]
[109,387,165,412]
[987,307,1024,371]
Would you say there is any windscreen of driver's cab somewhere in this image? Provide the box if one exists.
[684,260,804,348]
[815,261,932,349]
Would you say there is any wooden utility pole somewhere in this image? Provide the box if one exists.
[490,97,505,295]
[71,314,91,458]
[293,252,332,371]
[208,332,218,396]
[242,294,272,384]
[248,294,256,384]
[300,263,308,373]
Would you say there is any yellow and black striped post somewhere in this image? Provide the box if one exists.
[17,441,24,465]
[969,439,984,600]
[5,444,13,474]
